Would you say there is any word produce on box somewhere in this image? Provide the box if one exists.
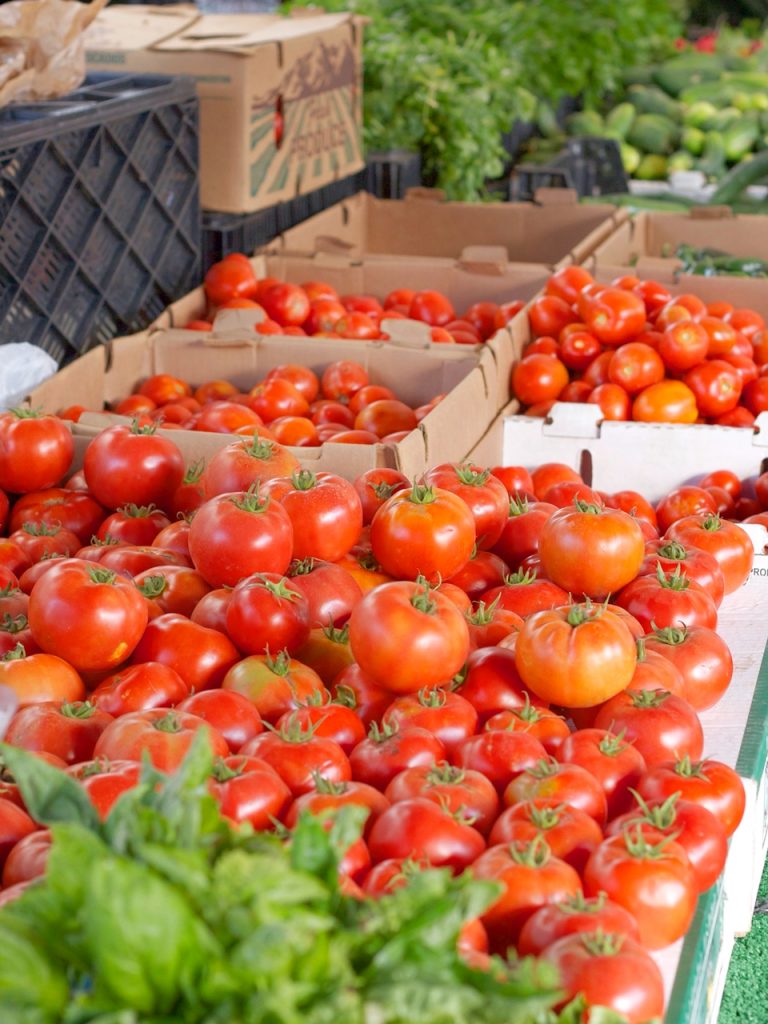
[85,6,364,213]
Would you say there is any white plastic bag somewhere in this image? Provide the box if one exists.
[0,342,58,410]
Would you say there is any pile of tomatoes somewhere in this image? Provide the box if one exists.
[76,361,442,449]
[0,405,755,1022]
[185,252,524,344]
[514,265,768,426]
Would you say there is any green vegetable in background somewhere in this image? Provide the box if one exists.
[0,738,568,1024]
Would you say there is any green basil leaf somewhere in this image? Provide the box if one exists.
[0,743,100,832]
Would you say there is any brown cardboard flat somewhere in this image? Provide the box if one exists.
[85,6,363,213]
[588,211,768,314]
[267,191,627,269]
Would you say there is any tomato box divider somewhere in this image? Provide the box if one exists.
[261,189,630,270]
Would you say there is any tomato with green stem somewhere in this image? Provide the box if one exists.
[615,563,718,633]
[383,761,499,836]
[491,496,556,570]
[225,573,311,656]
[208,754,291,829]
[286,558,362,628]
[484,699,570,757]
[452,728,547,795]
[627,635,687,699]
[83,421,184,513]
[583,827,697,949]
[424,463,509,549]
[0,410,74,495]
[93,708,229,771]
[348,720,446,792]
[222,648,327,725]
[642,624,732,711]
[348,580,470,695]
[465,599,523,650]
[489,799,603,874]
[502,758,608,825]
[481,570,568,618]
[593,688,703,767]
[655,485,717,533]
[367,797,485,872]
[456,645,545,723]
[353,468,410,525]
[639,538,725,607]
[636,755,745,837]
[240,713,349,797]
[9,522,81,562]
[382,687,478,757]
[264,470,363,563]
[666,512,754,595]
[517,891,641,956]
[201,437,300,499]
[557,728,646,820]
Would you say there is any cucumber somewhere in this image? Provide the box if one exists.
[696,131,727,179]
[566,110,604,136]
[669,150,695,173]
[679,81,735,107]
[682,126,706,156]
[710,149,768,204]
[653,57,723,98]
[712,106,744,132]
[623,65,657,87]
[619,142,641,175]
[683,101,720,130]
[723,116,760,162]
[635,154,669,180]
[724,71,768,91]
[626,85,681,121]
[605,103,636,141]
[627,114,679,155]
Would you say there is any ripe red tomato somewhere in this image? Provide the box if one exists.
[5,700,113,764]
[658,320,709,373]
[639,538,725,607]
[28,559,148,672]
[636,756,745,837]
[557,727,646,819]
[204,255,257,305]
[580,288,646,347]
[368,796,485,874]
[131,613,240,692]
[331,663,392,727]
[383,761,498,836]
[666,512,753,595]
[349,581,469,694]
[0,411,74,494]
[541,931,665,1023]
[642,623,732,711]
[473,839,582,952]
[512,354,569,407]
[201,438,300,500]
[287,558,362,629]
[408,290,455,327]
[583,830,697,949]
[208,754,291,829]
[353,468,409,525]
[492,497,556,570]
[382,688,477,758]
[222,649,326,724]
[370,483,475,583]
[489,798,602,873]
[516,603,637,709]
[529,295,578,339]
[188,490,293,588]
[2,828,52,888]
[424,463,509,550]
[453,729,547,794]
[135,566,211,620]
[684,359,743,417]
[264,470,363,563]
[447,549,509,601]
[0,645,84,705]
[593,688,703,767]
[176,689,262,752]
[456,646,543,723]
[607,342,665,394]
[225,573,310,655]
[90,661,190,715]
[632,380,698,423]
[615,565,718,633]
[629,635,687,697]
[0,798,37,868]
[484,703,570,757]
[348,721,446,791]
[93,708,229,771]
[9,522,81,563]
[538,503,645,599]
[83,423,184,512]
[545,266,594,306]
[518,892,641,956]
[8,488,106,545]
[503,759,608,825]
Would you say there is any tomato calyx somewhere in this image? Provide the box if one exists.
[241,437,279,462]
[466,596,501,626]
[0,613,28,635]
[138,575,168,599]
[357,551,383,573]
[626,788,682,830]
[572,499,605,515]
[7,406,42,420]
[558,891,608,915]
[525,757,562,781]
[578,930,628,957]
[60,701,98,721]
[435,795,479,828]
[622,823,681,860]
[636,636,648,663]
[264,649,292,677]
[649,623,688,646]
[89,533,119,547]
[311,773,350,796]
[410,583,438,616]
[21,520,61,537]
[152,711,184,734]
[266,712,320,744]
[78,757,115,778]
[654,562,690,592]
[417,686,448,709]
[1,642,27,662]
[321,622,350,645]
[507,693,545,726]
[371,480,402,501]
[673,753,708,779]
[119,503,158,519]
[130,419,159,436]
[288,558,317,577]
[250,576,301,603]
[657,540,689,561]
[367,720,399,745]
[503,569,538,587]
[597,729,632,758]
[453,464,491,487]
[211,756,248,782]
[0,584,21,599]
[627,687,671,709]
[230,487,271,515]
[183,459,205,486]
[333,684,357,710]
[290,469,318,492]
[566,601,605,628]
[407,483,438,506]
[507,836,552,867]
[527,802,567,830]
[508,496,530,517]
[700,513,724,533]
[87,566,118,586]
[425,762,466,787]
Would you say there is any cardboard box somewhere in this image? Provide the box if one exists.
[28,312,505,481]
[585,209,768,316]
[268,188,629,269]
[85,6,363,213]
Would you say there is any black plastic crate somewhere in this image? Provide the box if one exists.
[366,150,422,199]
[511,137,628,202]
[201,168,367,267]
[0,73,201,365]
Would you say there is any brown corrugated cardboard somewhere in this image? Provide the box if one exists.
[267,189,628,269]
[586,210,768,316]
[27,310,513,481]
[85,6,363,213]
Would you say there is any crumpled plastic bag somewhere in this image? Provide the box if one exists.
[0,343,58,410]
[0,0,108,107]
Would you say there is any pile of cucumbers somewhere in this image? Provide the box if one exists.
[564,50,768,182]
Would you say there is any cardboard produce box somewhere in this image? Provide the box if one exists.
[268,188,629,269]
[27,312,506,481]
[585,209,768,316]
[85,5,363,213]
